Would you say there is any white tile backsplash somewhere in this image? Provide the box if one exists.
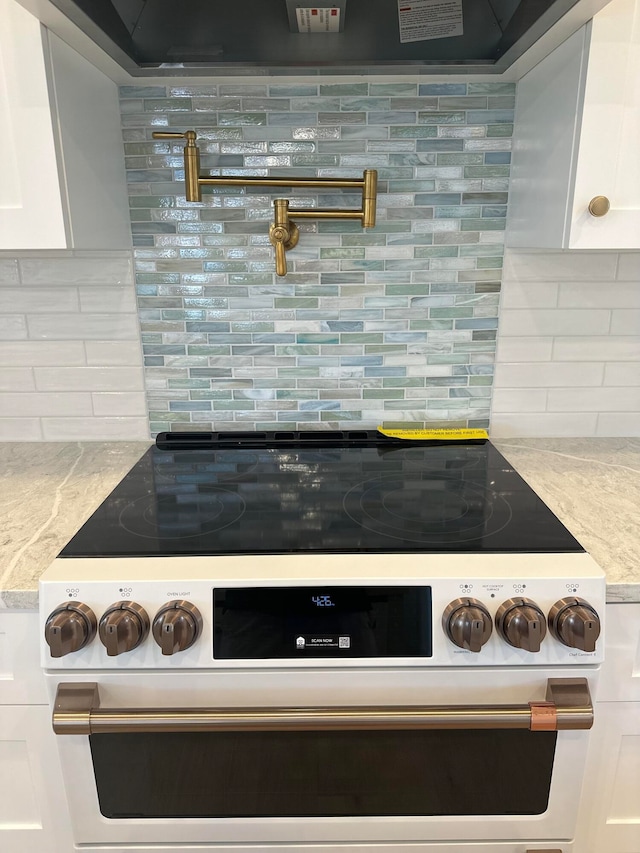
[0,251,148,441]
[492,248,640,437]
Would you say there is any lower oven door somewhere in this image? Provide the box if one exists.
[48,667,595,848]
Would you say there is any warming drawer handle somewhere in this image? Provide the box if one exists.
[52,678,592,735]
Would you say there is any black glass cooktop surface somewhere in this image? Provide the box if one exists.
[60,432,583,557]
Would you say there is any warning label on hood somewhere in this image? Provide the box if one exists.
[397,0,463,43]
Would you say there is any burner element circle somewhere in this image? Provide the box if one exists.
[343,473,512,544]
[118,488,246,540]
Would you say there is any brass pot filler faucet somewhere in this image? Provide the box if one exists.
[152,130,378,276]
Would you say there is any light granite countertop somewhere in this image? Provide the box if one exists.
[1,438,639,609]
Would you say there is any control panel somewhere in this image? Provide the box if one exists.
[39,552,607,669]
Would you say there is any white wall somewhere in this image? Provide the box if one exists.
[491,249,640,436]
[0,251,149,440]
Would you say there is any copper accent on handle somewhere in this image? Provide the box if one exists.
[52,678,593,735]
[588,195,610,216]
[529,701,557,731]
[525,849,563,852]
[150,129,377,274]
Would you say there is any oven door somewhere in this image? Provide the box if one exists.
[48,667,595,848]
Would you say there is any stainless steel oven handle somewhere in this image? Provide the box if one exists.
[52,678,592,735]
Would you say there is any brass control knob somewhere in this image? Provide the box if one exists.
[495,597,547,652]
[548,597,601,652]
[152,600,203,656]
[442,598,493,652]
[44,602,97,658]
[98,602,150,656]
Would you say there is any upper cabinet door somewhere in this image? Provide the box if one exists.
[507,0,640,250]
[569,0,640,248]
[0,0,130,251]
[0,0,67,249]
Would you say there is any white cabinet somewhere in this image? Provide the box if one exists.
[575,603,640,853]
[507,0,640,249]
[0,0,130,250]
[0,611,73,853]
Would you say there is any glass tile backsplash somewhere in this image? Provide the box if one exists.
[119,81,514,435]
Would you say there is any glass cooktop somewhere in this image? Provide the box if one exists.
[60,432,583,558]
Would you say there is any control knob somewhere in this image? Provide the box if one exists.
[152,600,202,655]
[442,598,493,652]
[496,597,547,652]
[44,602,97,658]
[98,601,150,656]
[548,597,601,652]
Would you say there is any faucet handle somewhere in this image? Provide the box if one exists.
[269,199,300,277]
[151,130,197,143]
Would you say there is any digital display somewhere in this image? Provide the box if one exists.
[213,586,432,660]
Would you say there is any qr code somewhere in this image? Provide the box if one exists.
[338,636,350,649]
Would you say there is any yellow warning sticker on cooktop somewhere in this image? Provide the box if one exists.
[377,427,489,441]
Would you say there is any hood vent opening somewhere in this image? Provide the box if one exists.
[49,0,582,75]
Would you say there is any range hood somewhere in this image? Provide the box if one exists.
[48,0,589,75]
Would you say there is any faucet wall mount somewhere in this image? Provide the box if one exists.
[152,130,378,276]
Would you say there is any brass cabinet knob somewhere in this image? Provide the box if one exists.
[588,195,610,217]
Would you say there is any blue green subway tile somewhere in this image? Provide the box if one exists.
[176,224,224,234]
[342,97,393,111]
[460,219,506,231]
[269,85,318,96]
[187,347,231,357]
[459,244,506,257]
[300,401,341,411]
[363,388,404,399]
[437,96,487,110]
[319,84,368,95]
[466,110,514,124]
[389,126,438,139]
[366,111,417,125]
[167,378,212,389]
[216,113,267,126]
[337,261,385,272]
[267,112,316,125]
[370,83,417,96]
[419,84,467,95]
[410,294,454,307]
[437,154,484,166]
[190,391,235,401]
[119,98,145,114]
[132,236,155,247]
[324,322,363,332]
[408,320,455,330]
[414,192,462,206]
[468,82,515,94]
[384,332,428,343]
[383,284,429,296]
[121,115,169,128]
[200,262,249,272]
[319,112,367,125]
[416,140,465,153]
[475,282,502,292]
[418,111,466,125]
[188,368,235,378]
[364,367,407,377]
[389,97,438,111]
[469,376,493,386]
[169,401,213,412]
[485,152,511,164]
[477,257,504,269]
[184,322,231,333]
[382,376,425,388]
[414,246,459,258]
[434,206,482,219]
[430,308,474,319]
[482,206,508,218]
[276,346,320,357]
[144,356,165,367]
[277,368,322,377]
[317,141,366,154]
[242,98,291,111]
[462,192,508,204]
[218,84,267,96]
[319,274,365,285]
[136,273,181,284]
[291,155,340,167]
[341,356,384,367]
[367,141,415,153]
[427,354,470,365]
[291,127,341,140]
[127,169,174,183]
[472,330,497,341]
[290,97,340,111]
[487,124,514,137]
[387,181,436,193]
[120,85,166,97]
[143,98,193,112]
[452,364,493,375]
[147,412,191,422]
[143,344,189,356]
[454,318,498,330]
[319,248,366,260]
